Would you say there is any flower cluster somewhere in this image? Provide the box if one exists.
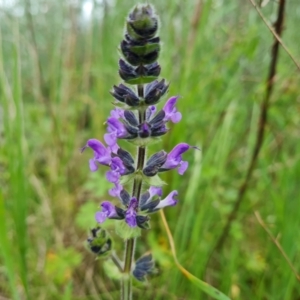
[82,4,197,229]
[83,4,197,283]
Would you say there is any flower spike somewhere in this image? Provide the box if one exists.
[83,4,200,295]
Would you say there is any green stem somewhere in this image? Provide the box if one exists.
[121,84,145,300]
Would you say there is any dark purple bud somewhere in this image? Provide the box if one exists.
[144,79,169,105]
[119,59,138,81]
[132,268,147,281]
[121,40,159,66]
[87,227,113,256]
[139,191,150,208]
[124,110,139,127]
[128,20,158,40]
[140,199,160,212]
[115,148,135,175]
[119,189,131,206]
[133,253,155,281]
[140,186,163,210]
[138,123,151,138]
[149,110,165,125]
[136,215,150,229]
[111,84,140,107]
[120,40,141,66]
[123,123,138,137]
[150,125,168,137]
[143,150,167,177]
[115,206,126,219]
[139,62,161,77]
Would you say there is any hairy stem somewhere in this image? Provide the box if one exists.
[121,85,145,300]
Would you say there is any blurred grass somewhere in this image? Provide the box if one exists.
[0,0,300,299]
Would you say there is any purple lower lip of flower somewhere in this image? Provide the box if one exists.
[153,190,178,210]
[106,170,120,183]
[163,96,182,123]
[95,201,118,223]
[109,183,123,197]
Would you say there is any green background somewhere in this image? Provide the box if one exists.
[1,0,300,299]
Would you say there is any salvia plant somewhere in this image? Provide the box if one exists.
[82,4,198,300]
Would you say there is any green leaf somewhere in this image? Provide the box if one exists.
[128,43,160,56]
[125,75,158,85]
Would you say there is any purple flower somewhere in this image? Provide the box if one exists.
[81,139,112,172]
[109,183,123,197]
[154,190,178,210]
[104,117,128,151]
[163,96,182,123]
[107,117,128,137]
[105,157,126,183]
[160,143,193,175]
[125,197,138,227]
[95,202,119,223]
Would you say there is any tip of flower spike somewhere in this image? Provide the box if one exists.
[127,4,158,40]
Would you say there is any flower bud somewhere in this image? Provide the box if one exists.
[133,253,156,281]
[119,59,161,85]
[87,227,113,258]
[144,79,169,105]
[143,150,167,177]
[127,5,158,40]
[121,39,159,66]
[110,84,140,107]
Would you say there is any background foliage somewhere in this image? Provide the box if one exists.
[1,0,300,299]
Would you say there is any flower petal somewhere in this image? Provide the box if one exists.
[85,139,112,166]
[95,201,117,223]
[107,117,127,138]
[89,158,98,172]
[154,190,178,210]
[149,186,162,199]
[178,161,188,175]
[161,143,190,170]
[163,96,182,123]
[125,198,138,227]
